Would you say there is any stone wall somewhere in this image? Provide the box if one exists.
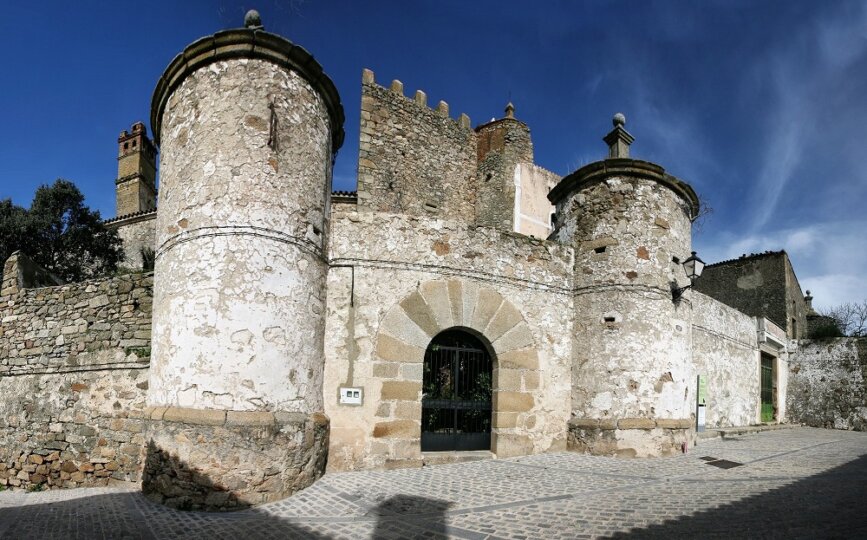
[788,338,867,431]
[0,264,152,491]
[324,210,574,471]
[691,291,761,427]
[694,251,807,338]
[356,70,478,221]
[106,211,156,270]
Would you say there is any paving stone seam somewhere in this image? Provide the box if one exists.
[737,438,848,466]
[495,457,670,481]
[310,437,862,525]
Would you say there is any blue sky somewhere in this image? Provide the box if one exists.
[1,1,865,310]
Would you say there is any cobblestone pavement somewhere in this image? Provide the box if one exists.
[0,427,864,539]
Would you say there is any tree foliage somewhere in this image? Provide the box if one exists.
[0,180,123,283]
[820,301,867,337]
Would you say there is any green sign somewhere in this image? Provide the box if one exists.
[697,375,707,406]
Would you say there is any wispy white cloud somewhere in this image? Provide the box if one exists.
[748,4,867,232]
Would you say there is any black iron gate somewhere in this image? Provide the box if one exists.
[421,330,492,451]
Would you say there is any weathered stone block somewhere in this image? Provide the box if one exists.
[497,348,539,370]
[375,334,423,363]
[163,407,226,426]
[380,381,421,401]
[496,391,534,412]
[494,433,533,458]
[494,368,523,391]
[372,420,418,439]
[617,418,656,430]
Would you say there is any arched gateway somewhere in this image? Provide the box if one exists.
[366,279,543,460]
[421,329,493,451]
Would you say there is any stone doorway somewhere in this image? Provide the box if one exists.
[760,353,777,422]
[421,329,493,451]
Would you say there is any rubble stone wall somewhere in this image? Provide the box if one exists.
[552,168,697,457]
[694,252,807,338]
[356,73,478,222]
[0,270,153,490]
[788,338,867,431]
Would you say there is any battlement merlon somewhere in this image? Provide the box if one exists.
[360,68,473,131]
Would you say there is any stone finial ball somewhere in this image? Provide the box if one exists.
[245,9,262,28]
[613,113,626,127]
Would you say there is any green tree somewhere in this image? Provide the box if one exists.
[0,180,123,282]
[0,198,28,269]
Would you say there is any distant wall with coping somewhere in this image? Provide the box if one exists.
[0,261,152,491]
[694,252,807,339]
[788,338,866,431]
[106,212,157,270]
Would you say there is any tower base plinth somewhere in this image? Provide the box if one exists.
[567,417,694,457]
[142,407,328,511]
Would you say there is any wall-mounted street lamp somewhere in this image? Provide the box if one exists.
[672,251,705,301]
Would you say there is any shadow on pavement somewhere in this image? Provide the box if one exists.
[610,453,867,539]
[0,486,453,540]
[370,494,452,538]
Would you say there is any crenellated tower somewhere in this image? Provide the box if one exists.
[144,10,344,509]
[549,114,701,456]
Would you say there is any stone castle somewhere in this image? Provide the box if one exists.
[1,12,864,510]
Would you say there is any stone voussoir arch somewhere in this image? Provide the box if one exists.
[372,279,542,458]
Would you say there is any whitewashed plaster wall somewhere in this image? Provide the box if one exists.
[691,291,761,427]
[150,59,333,413]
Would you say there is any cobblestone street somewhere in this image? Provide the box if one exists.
[0,427,864,539]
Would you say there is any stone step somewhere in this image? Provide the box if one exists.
[421,451,493,467]
[697,422,799,441]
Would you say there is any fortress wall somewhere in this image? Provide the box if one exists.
[0,270,152,491]
[324,211,574,471]
[356,71,478,221]
[691,291,761,427]
[788,338,867,431]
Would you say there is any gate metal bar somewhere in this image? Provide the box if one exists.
[421,332,492,452]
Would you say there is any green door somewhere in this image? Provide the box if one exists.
[760,356,775,422]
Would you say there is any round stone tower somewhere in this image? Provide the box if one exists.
[549,115,700,457]
[143,11,344,509]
